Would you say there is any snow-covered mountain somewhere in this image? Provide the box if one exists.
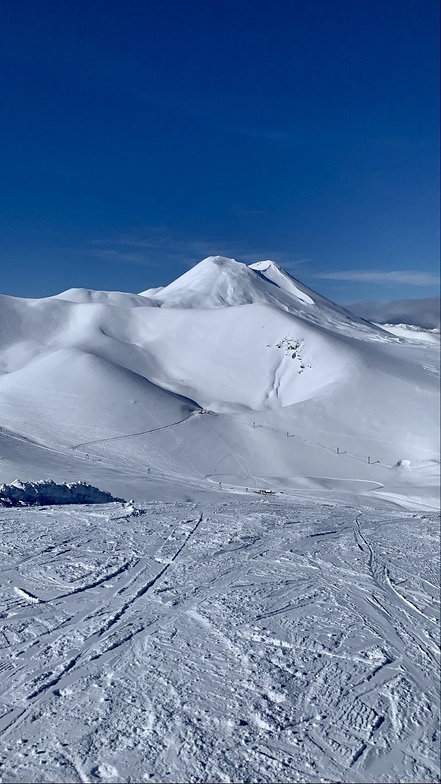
[0,257,439,509]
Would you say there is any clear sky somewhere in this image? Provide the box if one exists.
[0,0,439,303]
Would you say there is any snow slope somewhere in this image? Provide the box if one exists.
[0,499,438,783]
[0,257,439,508]
[0,258,440,783]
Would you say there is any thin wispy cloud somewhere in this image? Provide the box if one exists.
[88,229,307,275]
[226,125,290,142]
[91,248,155,266]
[90,230,220,261]
[281,259,311,270]
[313,270,440,286]
[228,204,266,217]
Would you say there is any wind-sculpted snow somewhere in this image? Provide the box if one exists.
[0,479,123,506]
[0,498,438,782]
[0,256,438,508]
[53,288,159,308]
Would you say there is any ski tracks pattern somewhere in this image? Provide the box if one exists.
[0,500,439,783]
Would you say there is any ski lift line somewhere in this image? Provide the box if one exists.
[71,425,186,478]
[293,425,439,457]
[5,414,422,478]
[244,419,436,469]
[243,418,439,458]
[71,412,194,450]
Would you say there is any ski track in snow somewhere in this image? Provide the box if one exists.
[0,499,439,783]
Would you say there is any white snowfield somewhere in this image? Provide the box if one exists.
[0,500,439,783]
[0,257,439,782]
[0,256,438,508]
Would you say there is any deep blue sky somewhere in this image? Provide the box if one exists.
[0,0,439,302]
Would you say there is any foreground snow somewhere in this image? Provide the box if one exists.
[0,497,439,783]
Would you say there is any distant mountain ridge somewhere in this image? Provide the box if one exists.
[348,296,440,331]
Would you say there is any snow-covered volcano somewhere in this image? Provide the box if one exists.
[0,257,439,509]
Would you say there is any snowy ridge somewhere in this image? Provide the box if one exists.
[150,255,287,309]
[0,479,123,506]
[376,322,441,344]
[54,287,159,308]
[149,256,383,335]
[249,259,316,304]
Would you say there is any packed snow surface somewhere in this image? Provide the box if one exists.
[0,499,439,783]
[0,257,439,782]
